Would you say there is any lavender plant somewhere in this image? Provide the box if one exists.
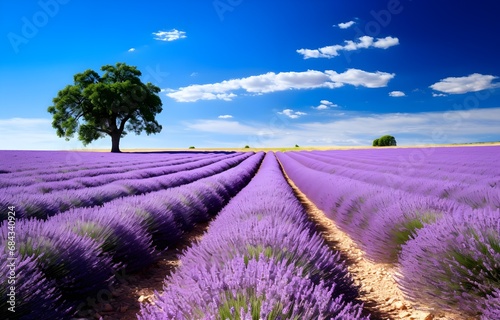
[141,256,367,320]
[397,208,500,317]
[0,255,67,320]
[112,195,184,249]
[50,206,158,272]
[0,219,116,307]
[181,213,356,301]
[361,197,467,263]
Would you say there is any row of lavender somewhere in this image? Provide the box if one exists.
[277,147,499,319]
[140,153,370,319]
[0,152,264,319]
[0,150,223,173]
[309,146,500,175]
[305,149,499,192]
[0,151,204,186]
[0,152,214,187]
[289,148,499,209]
[0,152,249,221]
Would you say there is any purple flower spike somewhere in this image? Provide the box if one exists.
[397,208,500,317]
[0,219,116,309]
[50,206,158,273]
[361,196,468,263]
[481,289,500,320]
[0,255,68,320]
[139,256,368,320]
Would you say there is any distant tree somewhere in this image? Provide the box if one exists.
[244,145,250,149]
[373,135,396,147]
[295,144,300,148]
[47,62,163,153]
[379,135,397,146]
[189,146,196,149]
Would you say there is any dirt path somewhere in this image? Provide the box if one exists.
[73,221,210,320]
[282,169,469,320]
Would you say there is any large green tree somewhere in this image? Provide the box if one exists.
[48,62,163,152]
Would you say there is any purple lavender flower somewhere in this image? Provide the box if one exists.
[0,255,67,320]
[140,256,368,320]
[481,289,500,320]
[397,208,500,317]
[361,196,468,263]
[0,219,116,308]
[49,205,157,272]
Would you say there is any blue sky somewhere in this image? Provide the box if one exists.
[1,0,500,150]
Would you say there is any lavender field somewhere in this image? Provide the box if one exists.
[0,147,499,319]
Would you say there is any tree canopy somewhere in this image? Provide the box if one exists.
[47,62,163,152]
[373,135,397,147]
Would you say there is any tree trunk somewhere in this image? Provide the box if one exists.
[111,132,121,153]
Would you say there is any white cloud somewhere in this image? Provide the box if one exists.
[343,36,373,51]
[166,69,395,102]
[315,105,329,110]
[184,108,500,147]
[297,108,500,140]
[190,72,199,77]
[278,109,307,119]
[429,73,500,94]
[389,90,406,97]
[373,36,400,49]
[314,100,339,110]
[432,93,447,97]
[337,20,355,29]
[297,36,399,59]
[5,106,497,151]
[295,48,326,59]
[0,117,168,150]
[153,29,187,42]
[185,120,269,136]
[326,69,395,88]
[0,118,81,150]
[0,118,50,127]
[128,48,136,52]
[218,115,233,119]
